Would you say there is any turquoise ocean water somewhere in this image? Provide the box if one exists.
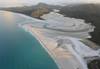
[0,11,58,69]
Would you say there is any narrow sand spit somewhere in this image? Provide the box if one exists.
[21,24,88,69]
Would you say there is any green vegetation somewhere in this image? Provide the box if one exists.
[60,4,100,45]
[0,3,100,45]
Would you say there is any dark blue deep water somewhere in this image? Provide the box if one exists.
[0,11,58,69]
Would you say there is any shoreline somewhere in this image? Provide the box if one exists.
[28,28,62,69]
[20,24,62,69]
[20,24,89,69]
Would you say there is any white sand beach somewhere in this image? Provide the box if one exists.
[17,10,100,69]
[21,24,89,69]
